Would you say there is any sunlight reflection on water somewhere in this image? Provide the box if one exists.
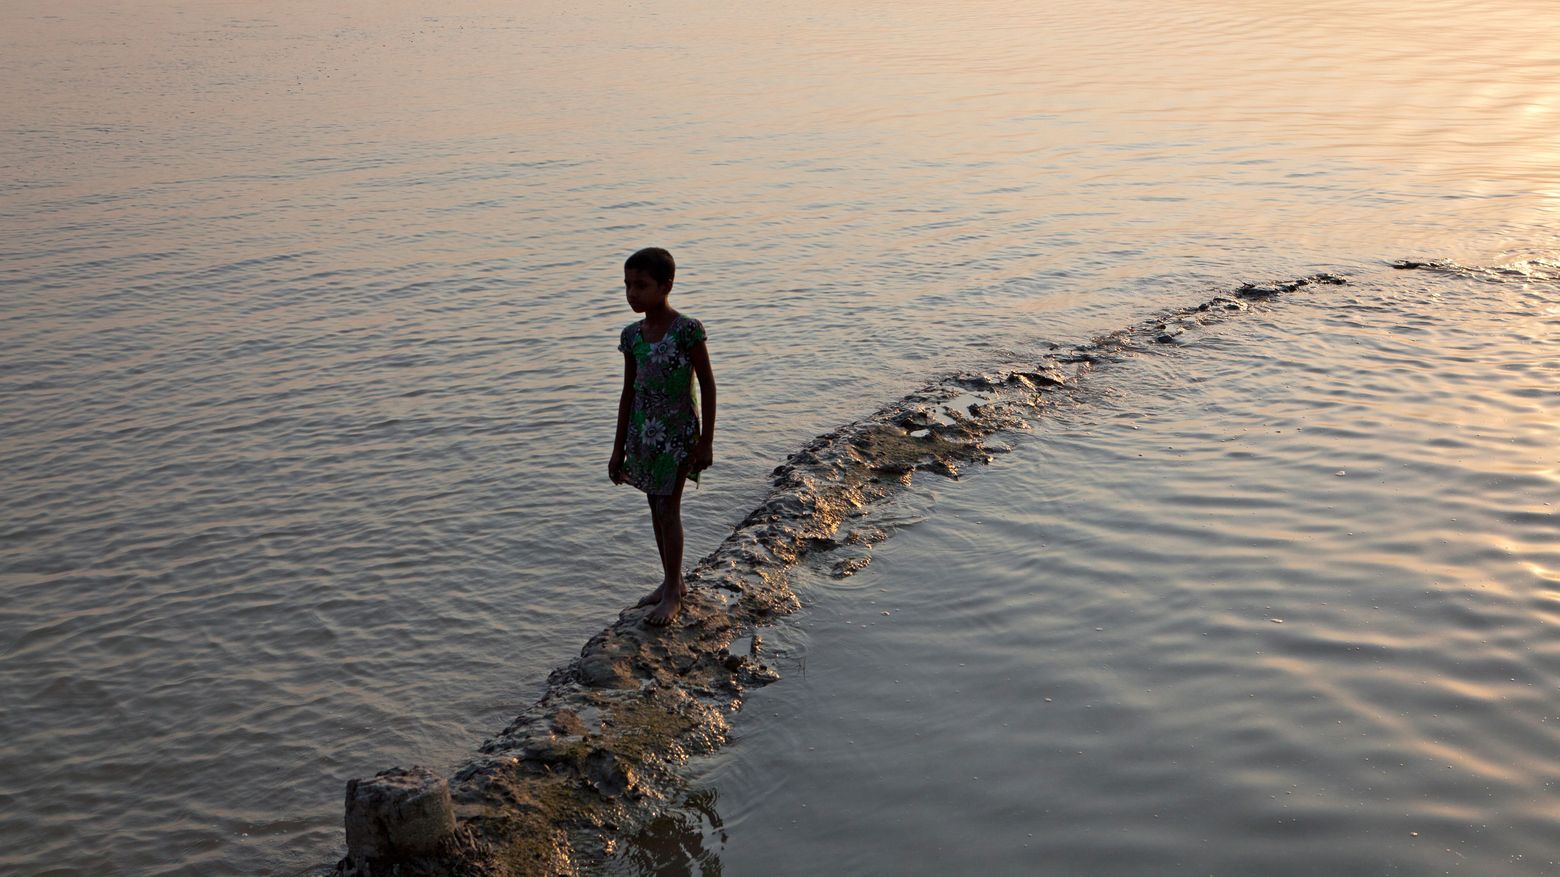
[0,0,1557,872]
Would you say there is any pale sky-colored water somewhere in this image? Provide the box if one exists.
[683,262,1559,876]
[1,0,1556,873]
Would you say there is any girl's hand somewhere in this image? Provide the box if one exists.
[690,441,713,473]
[608,451,625,484]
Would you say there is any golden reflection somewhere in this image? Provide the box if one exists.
[1523,561,1560,585]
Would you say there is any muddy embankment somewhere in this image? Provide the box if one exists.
[326,272,1348,876]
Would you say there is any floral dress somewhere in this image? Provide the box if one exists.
[618,314,706,495]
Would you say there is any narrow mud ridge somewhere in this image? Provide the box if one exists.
[328,272,1346,876]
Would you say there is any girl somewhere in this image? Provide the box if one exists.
[609,247,715,626]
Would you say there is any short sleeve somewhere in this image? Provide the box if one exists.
[684,318,706,347]
[617,323,634,353]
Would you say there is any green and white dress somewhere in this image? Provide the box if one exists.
[618,314,706,495]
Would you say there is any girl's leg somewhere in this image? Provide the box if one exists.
[635,493,671,607]
[645,471,688,626]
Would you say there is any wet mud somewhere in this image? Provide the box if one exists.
[327,272,1348,876]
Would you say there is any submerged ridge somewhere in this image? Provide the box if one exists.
[326,272,1348,876]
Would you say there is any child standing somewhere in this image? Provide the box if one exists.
[609,247,715,626]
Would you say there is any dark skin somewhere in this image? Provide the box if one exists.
[609,267,716,626]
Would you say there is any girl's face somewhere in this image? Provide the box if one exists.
[624,268,669,313]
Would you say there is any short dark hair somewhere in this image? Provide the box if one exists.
[624,247,675,286]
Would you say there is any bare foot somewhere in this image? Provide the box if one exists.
[645,585,685,627]
[634,584,665,609]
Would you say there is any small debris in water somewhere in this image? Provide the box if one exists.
[1271,618,1284,623]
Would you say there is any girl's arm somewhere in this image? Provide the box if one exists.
[689,340,716,471]
[609,350,636,483]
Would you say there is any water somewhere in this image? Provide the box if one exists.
[680,263,1560,875]
[0,0,1556,873]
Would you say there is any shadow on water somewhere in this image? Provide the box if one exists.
[610,788,726,877]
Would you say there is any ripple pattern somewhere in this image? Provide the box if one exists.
[691,265,1559,875]
[2,0,1558,871]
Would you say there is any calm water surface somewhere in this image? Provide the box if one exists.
[0,0,1556,873]
[677,264,1559,876]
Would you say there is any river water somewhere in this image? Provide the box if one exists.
[0,0,1555,874]
[673,262,1559,876]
